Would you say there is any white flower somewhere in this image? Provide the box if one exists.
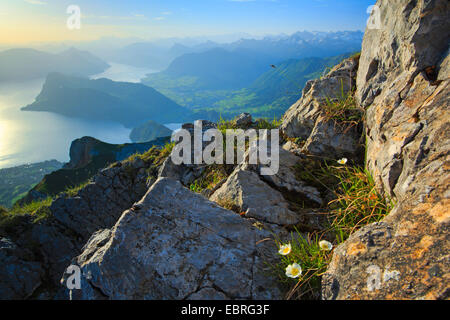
[319,240,333,251]
[278,243,292,256]
[285,263,302,279]
[337,158,348,165]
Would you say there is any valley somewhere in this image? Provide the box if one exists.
[143,54,353,119]
[0,160,63,208]
[0,35,362,208]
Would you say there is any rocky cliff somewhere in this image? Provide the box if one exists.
[0,147,168,299]
[18,136,169,205]
[0,0,448,300]
[322,0,449,300]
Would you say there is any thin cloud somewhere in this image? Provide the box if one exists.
[25,0,47,5]
[82,13,149,21]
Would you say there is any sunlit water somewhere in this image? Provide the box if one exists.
[0,63,160,169]
[91,62,157,83]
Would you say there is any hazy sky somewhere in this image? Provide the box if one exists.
[0,0,377,44]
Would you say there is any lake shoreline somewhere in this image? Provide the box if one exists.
[0,63,157,169]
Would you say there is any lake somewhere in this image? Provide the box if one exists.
[91,62,157,83]
[0,63,160,169]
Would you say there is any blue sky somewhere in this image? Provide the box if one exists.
[0,0,377,43]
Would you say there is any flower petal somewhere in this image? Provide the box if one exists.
[319,240,333,251]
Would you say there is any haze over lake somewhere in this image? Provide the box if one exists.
[91,62,157,83]
[0,64,156,169]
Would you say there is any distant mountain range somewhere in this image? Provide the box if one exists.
[227,31,363,61]
[211,54,352,118]
[138,31,363,119]
[144,48,274,92]
[112,30,363,71]
[108,40,228,71]
[142,53,355,119]
[0,48,109,82]
[9,31,363,126]
[22,73,192,127]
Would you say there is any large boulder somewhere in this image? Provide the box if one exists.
[280,56,363,161]
[281,56,359,140]
[159,120,216,186]
[50,157,151,240]
[210,168,301,225]
[0,153,162,298]
[301,115,364,161]
[63,178,284,300]
[259,148,323,206]
[211,145,325,227]
[0,237,44,300]
[234,113,253,128]
[356,0,450,198]
[322,0,450,300]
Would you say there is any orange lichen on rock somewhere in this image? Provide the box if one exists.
[347,242,367,256]
[428,199,450,224]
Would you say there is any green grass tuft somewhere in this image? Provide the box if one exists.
[218,115,282,131]
[9,198,53,217]
[0,198,53,235]
[63,181,91,198]
[323,81,364,126]
[189,165,228,194]
[329,166,395,240]
[157,142,176,164]
[275,160,394,299]
[254,117,282,129]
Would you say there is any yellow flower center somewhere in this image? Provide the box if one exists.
[283,247,290,254]
[291,267,300,276]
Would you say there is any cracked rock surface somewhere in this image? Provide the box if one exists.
[281,55,363,161]
[0,156,158,298]
[322,0,450,300]
[64,178,284,300]
[210,147,324,226]
[281,56,358,137]
[0,237,44,300]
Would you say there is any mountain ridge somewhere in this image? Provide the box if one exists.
[143,53,353,119]
[0,48,109,82]
[17,136,170,206]
[22,73,192,128]
[111,30,363,70]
